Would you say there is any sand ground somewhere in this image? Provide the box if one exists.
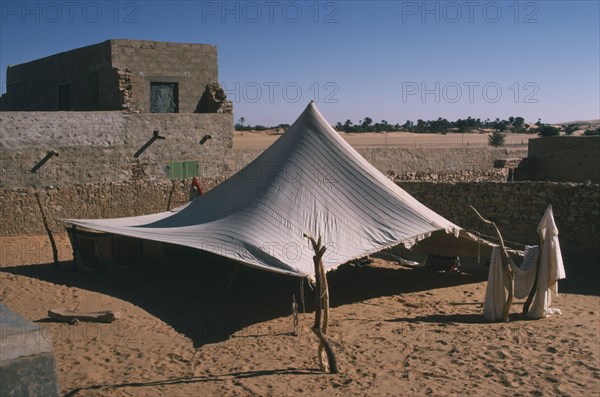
[1,235,598,396]
[234,131,532,149]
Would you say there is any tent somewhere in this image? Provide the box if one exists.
[64,102,491,278]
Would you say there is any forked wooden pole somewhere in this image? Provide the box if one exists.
[470,206,514,322]
[304,233,338,374]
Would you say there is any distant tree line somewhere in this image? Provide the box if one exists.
[334,118,400,133]
[235,115,600,140]
[560,124,600,136]
[235,124,270,131]
[537,124,600,137]
[235,117,290,133]
[333,116,531,134]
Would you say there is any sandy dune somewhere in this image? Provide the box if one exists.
[1,236,598,396]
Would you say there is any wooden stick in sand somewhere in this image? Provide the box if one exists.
[48,308,121,323]
[35,191,59,267]
[303,233,339,374]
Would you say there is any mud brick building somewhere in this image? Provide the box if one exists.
[515,136,600,184]
[2,39,226,113]
[1,40,234,187]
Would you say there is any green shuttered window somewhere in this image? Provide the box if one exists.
[167,161,199,179]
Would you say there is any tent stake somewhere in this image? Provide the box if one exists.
[304,233,338,374]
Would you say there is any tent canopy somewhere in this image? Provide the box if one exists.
[64,102,483,277]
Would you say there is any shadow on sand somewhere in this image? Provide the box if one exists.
[63,367,322,397]
[385,311,531,325]
[1,252,487,348]
[556,254,600,296]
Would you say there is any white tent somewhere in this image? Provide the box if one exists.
[65,102,485,278]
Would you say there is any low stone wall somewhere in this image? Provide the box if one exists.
[391,169,509,182]
[1,179,597,258]
[398,181,600,258]
[0,178,225,237]
[224,147,526,183]
[358,147,526,174]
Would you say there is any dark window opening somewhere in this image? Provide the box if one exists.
[150,82,178,113]
[58,84,71,110]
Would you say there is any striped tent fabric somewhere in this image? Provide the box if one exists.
[64,102,473,278]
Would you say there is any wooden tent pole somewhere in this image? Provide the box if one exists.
[470,206,514,322]
[166,179,176,211]
[304,233,339,374]
[318,245,331,370]
[35,191,59,267]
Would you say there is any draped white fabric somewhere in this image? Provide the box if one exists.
[483,246,539,322]
[483,205,566,321]
[526,205,566,319]
[64,102,468,277]
[483,247,510,322]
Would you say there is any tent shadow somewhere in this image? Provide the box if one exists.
[1,255,487,348]
[327,264,486,308]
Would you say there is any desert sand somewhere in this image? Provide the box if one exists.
[234,131,532,149]
[1,235,598,396]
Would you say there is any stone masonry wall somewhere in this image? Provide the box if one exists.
[358,147,526,174]
[0,178,226,237]
[398,181,600,258]
[223,147,527,183]
[0,112,233,188]
[1,180,597,259]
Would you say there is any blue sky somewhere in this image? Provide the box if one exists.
[1,0,599,125]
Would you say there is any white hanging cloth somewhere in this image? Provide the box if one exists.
[483,205,566,321]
